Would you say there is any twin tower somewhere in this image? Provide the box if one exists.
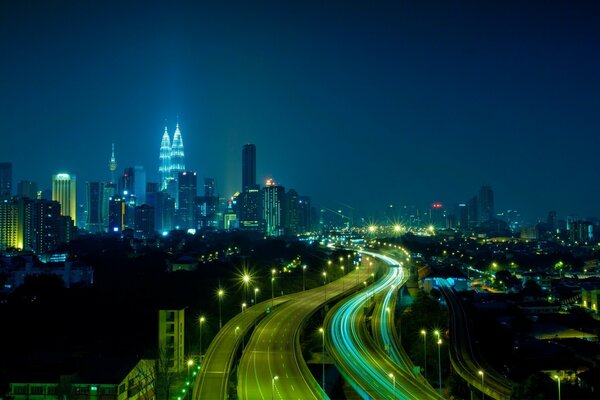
[159,123,185,190]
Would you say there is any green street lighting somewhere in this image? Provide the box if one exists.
[554,374,561,400]
[478,370,484,400]
[302,264,307,291]
[420,329,427,378]
[187,359,194,389]
[323,271,328,300]
[271,268,276,307]
[199,316,206,358]
[254,287,259,304]
[436,337,442,397]
[217,289,224,329]
[242,273,251,304]
[341,266,345,291]
[241,302,247,313]
[319,327,325,390]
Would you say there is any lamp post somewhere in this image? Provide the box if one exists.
[243,274,250,305]
[388,373,396,399]
[554,374,561,400]
[421,329,427,378]
[254,287,259,305]
[356,265,359,285]
[478,370,485,400]
[271,375,279,400]
[241,302,246,313]
[302,265,306,291]
[187,359,194,384]
[322,271,327,300]
[199,316,205,358]
[319,327,325,391]
[217,289,224,329]
[340,265,345,291]
[435,333,442,397]
[271,269,276,307]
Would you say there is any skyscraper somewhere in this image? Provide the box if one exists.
[170,123,185,178]
[159,127,172,190]
[0,162,12,198]
[242,144,256,191]
[262,178,285,237]
[134,166,146,205]
[52,173,77,226]
[17,180,38,199]
[177,171,197,229]
[478,185,494,224]
[85,182,104,233]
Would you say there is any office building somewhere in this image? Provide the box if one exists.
[0,162,12,198]
[134,204,155,239]
[0,199,20,250]
[52,173,77,226]
[85,182,104,233]
[242,144,256,191]
[177,171,197,229]
[262,179,285,236]
[478,185,494,224]
[102,183,116,232]
[17,180,38,199]
[133,166,146,205]
[108,196,125,233]
[27,199,73,254]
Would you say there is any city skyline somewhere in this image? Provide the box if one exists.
[2,2,600,220]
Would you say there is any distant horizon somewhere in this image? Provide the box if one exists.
[2,2,599,221]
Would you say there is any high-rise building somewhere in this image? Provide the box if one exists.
[242,144,256,191]
[204,178,216,197]
[134,166,146,205]
[457,203,469,230]
[547,211,557,231]
[134,204,155,239]
[52,173,77,226]
[170,124,185,178]
[108,196,125,233]
[108,143,118,183]
[478,185,494,224]
[285,189,300,235]
[85,182,104,233]
[17,180,38,199]
[262,179,285,236]
[102,183,116,232]
[177,171,197,229]
[26,199,74,254]
[159,127,172,190]
[0,162,12,198]
[118,167,135,197]
[239,185,261,231]
[158,309,185,373]
[297,195,311,233]
[0,198,20,250]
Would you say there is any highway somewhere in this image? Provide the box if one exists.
[193,295,291,400]
[326,251,441,400]
[237,267,369,400]
[438,278,513,400]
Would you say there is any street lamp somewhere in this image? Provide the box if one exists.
[271,375,279,400]
[241,302,247,313]
[322,271,327,300]
[436,335,442,397]
[340,265,345,291]
[254,287,259,305]
[199,316,205,358]
[319,327,325,391]
[554,374,561,400]
[271,269,276,307]
[355,265,359,285]
[420,329,427,378]
[217,289,224,329]
[302,265,307,291]
[388,373,396,399]
[243,274,250,305]
[187,359,194,384]
[478,370,484,399]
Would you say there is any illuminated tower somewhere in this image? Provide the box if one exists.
[170,123,185,178]
[262,178,285,237]
[52,173,77,226]
[108,143,118,183]
[159,127,172,190]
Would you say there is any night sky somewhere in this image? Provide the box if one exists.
[1,1,599,221]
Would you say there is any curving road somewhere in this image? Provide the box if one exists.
[326,252,441,400]
[438,278,512,400]
[237,267,369,400]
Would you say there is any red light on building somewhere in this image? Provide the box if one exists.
[432,202,443,209]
